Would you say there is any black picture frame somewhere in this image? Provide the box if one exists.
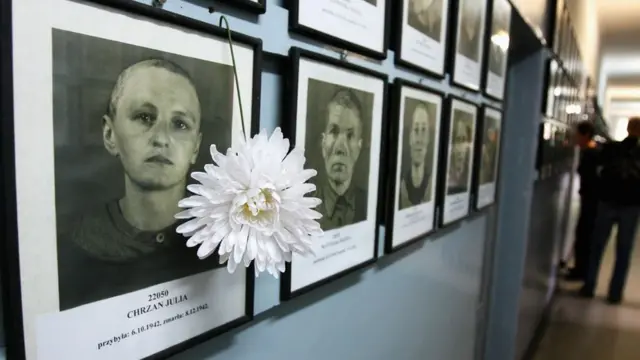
[217,0,267,14]
[471,105,504,211]
[392,0,452,78]
[280,47,388,301]
[1,1,261,359]
[541,58,558,118]
[447,0,489,92]
[481,0,512,101]
[288,0,391,60]
[436,95,478,228]
[383,78,445,254]
[551,0,564,54]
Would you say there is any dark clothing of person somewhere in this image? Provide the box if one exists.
[582,136,640,301]
[572,197,599,277]
[57,200,221,311]
[315,184,367,231]
[577,146,601,198]
[457,14,482,62]
[582,202,640,301]
[403,169,430,205]
[408,9,442,42]
[488,44,505,76]
[570,146,601,277]
[597,136,640,206]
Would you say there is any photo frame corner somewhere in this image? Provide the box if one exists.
[218,0,268,15]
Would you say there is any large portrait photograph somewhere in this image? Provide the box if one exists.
[452,0,488,91]
[53,29,233,312]
[290,0,388,59]
[441,98,477,225]
[475,107,502,209]
[305,79,373,232]
[282,48,385,299]
[386,81,443,252]
[6,1,258,359]
[397,0,450,76]
[484,0,511,99]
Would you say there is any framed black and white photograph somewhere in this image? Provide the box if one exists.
[450,0,488,91]
[217,0,266,14]
[3,1,260,359]
[384,79,443,252]
[474,106,502,209]
[289,0,389,59]
[395,0,451,76]
[439,97,477,225]
[483,0,511,100]
[551,0,564,54]
[281,48,386,299]
[543,59,558,118]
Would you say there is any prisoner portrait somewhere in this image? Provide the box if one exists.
[53,29,235,310]
[407,0,444,42]
[447,109,474,195]
[457,0,483,62]
[488,6,510,76]
[398,97,437,210]
[479,116,500,185]
[305,79,373,232]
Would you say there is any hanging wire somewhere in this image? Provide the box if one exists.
[219,16,248,141]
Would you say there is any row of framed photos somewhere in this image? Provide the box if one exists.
[543,58,582,125]
[1,1,501,359]
[536,119,574,180]
[224,0,512,99]
[551,0,584,86]
[283,50,503,297]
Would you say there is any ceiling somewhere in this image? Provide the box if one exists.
[597,0,640,39]
[596,0,640,139]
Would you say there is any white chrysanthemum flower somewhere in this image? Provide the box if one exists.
[175,127,322,278]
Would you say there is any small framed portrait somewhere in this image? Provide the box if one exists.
[474,106,503,210]
[395,0,451,77]
[551,0,564,54]
[3,1,260,359]
[483,0,511,100]
[543,59,559,118]
[438,97,478,226]
[450,0,488,91]
[288,0,389,59]
[384,79,444,252]
[217,0,266,14]
[281,47,387,299]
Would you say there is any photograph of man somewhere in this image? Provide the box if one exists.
[407,0,443,42]
[488,9,509,76]
[53,30,234,311]
[399,98,437,210]
[305,79,373,232]
[447,109,474,194]
[479,116,500,185]
[457,0,484,62]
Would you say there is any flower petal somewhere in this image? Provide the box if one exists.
[233,226,249,264]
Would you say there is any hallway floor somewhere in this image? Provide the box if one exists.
[533,229,640,360]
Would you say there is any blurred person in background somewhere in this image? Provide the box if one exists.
[565,121,600,281]
[581,117,640,304]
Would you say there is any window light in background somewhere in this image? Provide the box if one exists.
[491,31,510,52]
[614,117,629,141]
